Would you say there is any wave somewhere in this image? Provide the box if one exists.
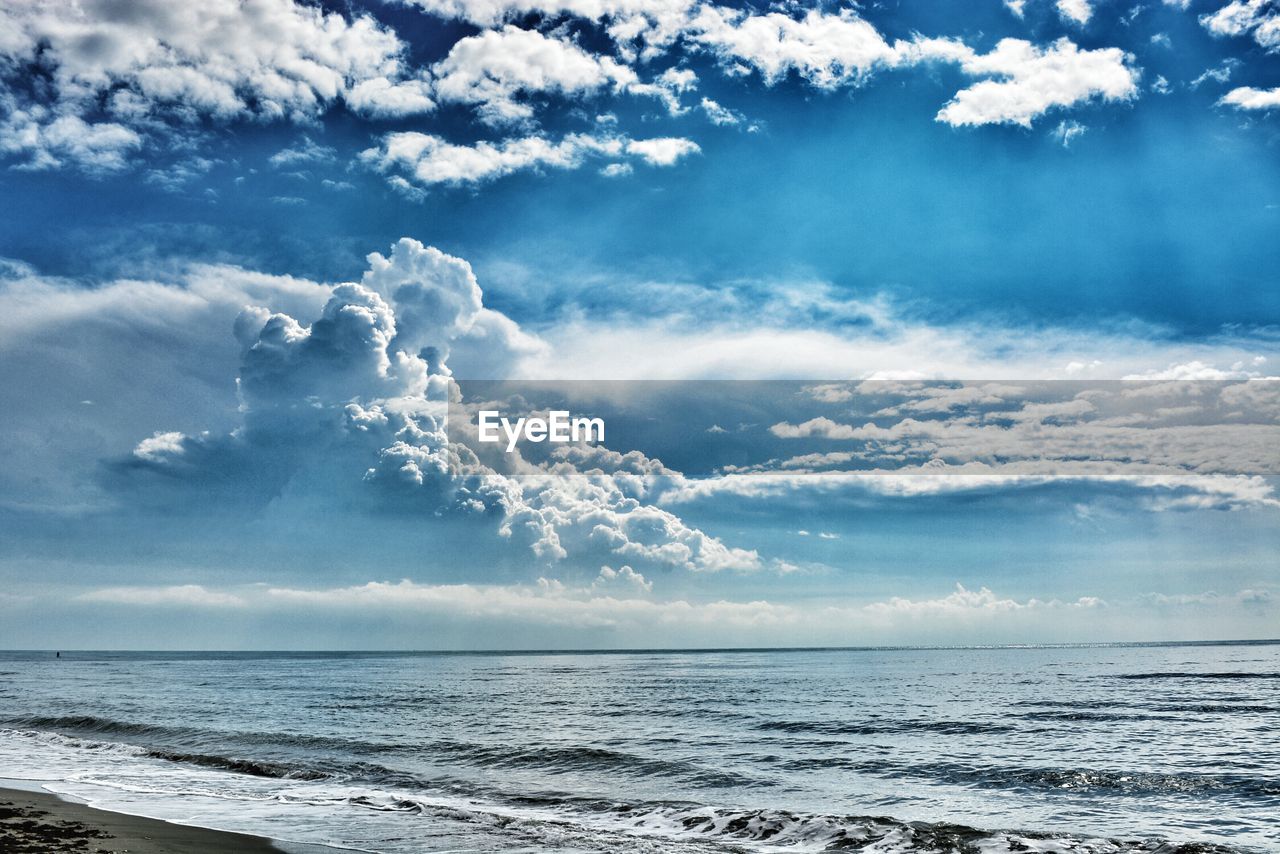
[11,715,1278,802]
[3,726,1260,853]
[141,748,330,781]
[755,719,1014,736]
[779,756,1280,798]
[1113,671,1280,680]
[1009,700,1280,714]
[332,794,1248,853]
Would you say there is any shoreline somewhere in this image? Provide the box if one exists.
[0,784,330,853]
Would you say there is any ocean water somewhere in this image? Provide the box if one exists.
[0,644,1277,853]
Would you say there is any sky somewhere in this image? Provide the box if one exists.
[0,0,1278,649]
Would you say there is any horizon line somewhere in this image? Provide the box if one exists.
[7,638,1280,656]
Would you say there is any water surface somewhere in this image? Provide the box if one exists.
[0,643,1276,852]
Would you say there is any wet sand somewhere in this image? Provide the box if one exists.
[0,786,284,853]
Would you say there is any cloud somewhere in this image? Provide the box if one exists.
[936,38,1139,128]
[758,380,1280,487]
[359,130,698,188]
[1220,85,1280,109]
[97,238,757,575]
[0,0,1157,176]
[1057,0,1094,26]
[431,26,639,125]
[399,0,702,58]
[0,0,435,170]
[1200,0,1280,51]
[79,584,246,607]
[864,583,1104,617]
[689,7,900,88]
[699,97,742,125]
[0,113,142,173]
[269,136,337,169]
[1190,58,1239,89]
[57,578,1274,645]
[593,564,653,593]
[526,292,1279,380]
[1052,119,1088,147]
[624,136,701,165]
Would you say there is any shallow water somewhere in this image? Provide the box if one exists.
[0,643,1276,852]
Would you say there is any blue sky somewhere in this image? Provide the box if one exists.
[0,0,1278,648]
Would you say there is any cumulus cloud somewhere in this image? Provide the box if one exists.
[936,38,1139,127]
[397,0,1141,135]
[0,0,1157,176]
[0,112,142,173]
[1220,85,1280,109]
[359,130,699,188]
[689,7,900,88]
[104,238,758,575]
[0,0,435,170]
[1056,0,1095,26]
[1200,0,1280,51]
[431,26,639,125]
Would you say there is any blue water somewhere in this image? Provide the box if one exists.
[0,643,1277,852]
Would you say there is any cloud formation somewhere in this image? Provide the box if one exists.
[1220,86,1280,109]
[359,130,699,188]
[0,0,435,170]
[52,577,1276,647]
[1201,0,1280,51]
[936,39,1138,128]
[0,0,1154,178]
[104,238,758,575]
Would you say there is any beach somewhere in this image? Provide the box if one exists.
[0,785,281,853]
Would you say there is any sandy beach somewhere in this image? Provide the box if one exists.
[0,786,283,853]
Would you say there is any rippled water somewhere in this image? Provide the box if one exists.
[0,643,1276,852]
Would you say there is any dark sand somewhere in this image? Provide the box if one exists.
[0,786,285,853]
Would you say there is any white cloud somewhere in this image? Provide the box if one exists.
[625,136,701,165]
[79,584,246,608]
[0,0,435,170]
[431,26,639,125]
[864,583,1104,617]
[936,38,1139,127]
[62,578,1273,644]
[133,431,187,462]
[690,7,900,88]
[360,130,698,188]
[97,238,757,575]
[1200,0,1280,50]
[1057,0,1095,26]
[344,77,436,119]
[269,136,337,168]
[0,112,142,173]
[600,162,634,177]
[1220,85,1280,109]
[525,295,1280,381]
[593,564,653,592]
[1190,58,1239,89]
[699,97,743,125]
[1052,118,1088,147]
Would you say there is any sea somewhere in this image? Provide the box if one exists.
[0,643,1277,853]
